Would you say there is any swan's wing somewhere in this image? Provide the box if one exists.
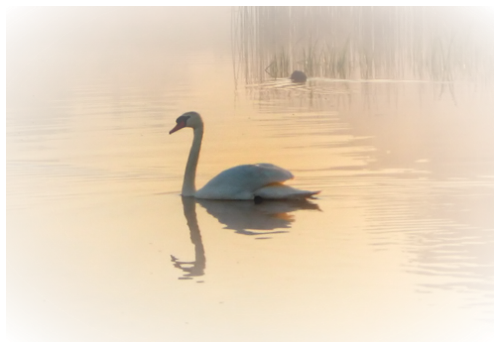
[254,184,321,200]
[195,163,293,200]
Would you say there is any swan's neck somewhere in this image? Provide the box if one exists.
[182,126,203,196]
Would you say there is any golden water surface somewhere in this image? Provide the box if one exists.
[6,7,493,342]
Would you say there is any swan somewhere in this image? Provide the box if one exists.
[169,111,320,200]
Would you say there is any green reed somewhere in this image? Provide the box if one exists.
[322,38,352,79]
[264,47,290,79]
[430,36,452,82]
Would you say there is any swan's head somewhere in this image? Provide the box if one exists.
[169,111,203,134]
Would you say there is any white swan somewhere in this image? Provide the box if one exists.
[169,111,320,200]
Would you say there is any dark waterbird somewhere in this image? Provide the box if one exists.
[290,70,307,83]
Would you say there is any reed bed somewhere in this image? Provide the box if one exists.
[231,7,493,84]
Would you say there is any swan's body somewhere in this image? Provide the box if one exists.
[170,111,319,200]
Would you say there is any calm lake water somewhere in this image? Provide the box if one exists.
[6,7,494,342]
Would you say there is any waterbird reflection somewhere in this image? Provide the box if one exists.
[171,197,321,279]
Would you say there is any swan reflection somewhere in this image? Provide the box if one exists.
[197,198,320,235]
[171,197,320,279]
[171,197,206,280]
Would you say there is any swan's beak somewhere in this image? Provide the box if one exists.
[169,121,186,134]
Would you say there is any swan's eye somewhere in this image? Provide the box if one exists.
[176,115,190,124]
